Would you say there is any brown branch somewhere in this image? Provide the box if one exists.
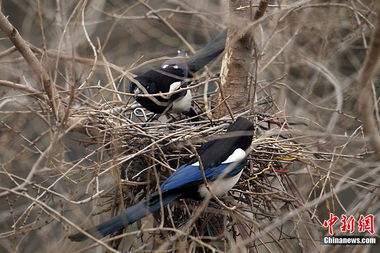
[254,0,269,20]
[0,80,47,101]
[216,0,268,118]
[216,82,235,121]
[0,186,119,253]
[358,2,380,158]
[138,0,196,54]
[0,46,17,58]
[0,11,60,118]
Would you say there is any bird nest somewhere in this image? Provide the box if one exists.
[67,106,324,251]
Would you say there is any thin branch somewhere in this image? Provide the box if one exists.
[0,11,60,118]
[0,79,47,101]
[0,186,119,253]
[138,0,196,54]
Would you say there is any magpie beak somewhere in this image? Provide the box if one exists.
[129,30,227,119]
[69,117,254,242]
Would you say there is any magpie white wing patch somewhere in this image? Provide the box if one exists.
[161,64,180,70]
[191,161,200,166]
[223,148,246,163]
[169,81,182,92]
[191,148,246,167]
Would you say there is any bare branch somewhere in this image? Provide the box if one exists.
[0,79,47,101]
[358,2,380,158]
[0,11,60,118]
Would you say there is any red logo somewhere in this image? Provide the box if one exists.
[358,215,375,234]
[323,213,375,235]
[340,215,355,233]
[323,213,339,235]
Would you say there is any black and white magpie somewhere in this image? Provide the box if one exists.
[69,117,254,242]
[129,30,227,118]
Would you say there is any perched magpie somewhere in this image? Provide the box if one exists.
[129,30,227,118]
[69,117,254,242]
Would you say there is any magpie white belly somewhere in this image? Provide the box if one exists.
[197,170,243,198]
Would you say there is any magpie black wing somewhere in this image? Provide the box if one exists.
[188,117,254,168]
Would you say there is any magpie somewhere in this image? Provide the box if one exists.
[129,30,227,119]
[69,117,254,242]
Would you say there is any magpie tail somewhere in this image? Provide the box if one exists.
[68,191,181,242]
[187,29,227,73]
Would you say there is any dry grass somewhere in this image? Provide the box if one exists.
[0,0,378,252]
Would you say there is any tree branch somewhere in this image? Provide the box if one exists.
[0,11,60,118]
[0,79,47,101]
[358,2,380,158]
[216,0,268,118]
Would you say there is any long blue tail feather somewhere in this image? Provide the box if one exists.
[69,191,181,242]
